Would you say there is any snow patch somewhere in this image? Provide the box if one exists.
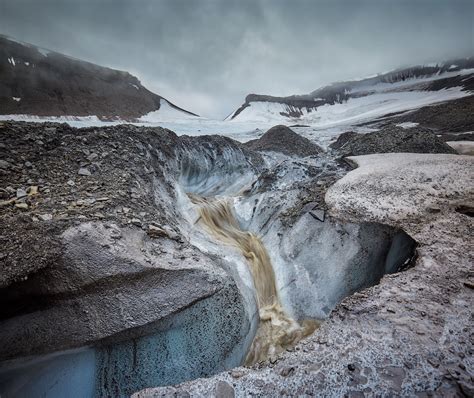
[38,48,50,57]
[139,99,201,122]
[0,114,104,125]
[7,57,15,66]
[326,153,473,223]
[396,122,419,129]
[12,97,21,102]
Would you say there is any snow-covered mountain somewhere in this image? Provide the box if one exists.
[227,58,474,127]
[0,35,199,122]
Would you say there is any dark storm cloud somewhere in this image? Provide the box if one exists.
[0,0,472,118]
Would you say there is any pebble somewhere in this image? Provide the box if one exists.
[78,167,92,176]
[230,369,245,379]
[27,186,38,195]
[130,218,142,226]
[67,180,75,186]
[15,203,28,209]
[16,188,27,198]
[87,153,98,162]
[39,214,53,221]
[214,381,235,398]
[280,366,295,377]
[147,224,168,238]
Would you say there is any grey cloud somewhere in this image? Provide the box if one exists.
[0,0,472,118]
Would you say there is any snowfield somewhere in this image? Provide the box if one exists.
[229,86,471,127]
[138,99,201,122]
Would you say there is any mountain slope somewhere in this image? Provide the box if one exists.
[0,35,198,121]
[227,58,474,127]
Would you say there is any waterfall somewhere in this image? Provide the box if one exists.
[189,194,318,365]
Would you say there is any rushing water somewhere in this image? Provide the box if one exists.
[189,194,318,365]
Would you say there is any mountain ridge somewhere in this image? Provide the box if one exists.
[0,35,198,121]
[227,57,474,122]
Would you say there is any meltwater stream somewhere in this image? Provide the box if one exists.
[189,194,318,365]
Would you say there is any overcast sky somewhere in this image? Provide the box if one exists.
[0,0,472,118]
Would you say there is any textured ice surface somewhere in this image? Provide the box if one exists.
[0,283,253,398]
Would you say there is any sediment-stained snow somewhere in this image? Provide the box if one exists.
[326,153,474,222]
[446,140,474,155]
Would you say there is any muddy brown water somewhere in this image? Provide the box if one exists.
[189,194,318,365]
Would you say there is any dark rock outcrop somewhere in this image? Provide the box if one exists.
[244,125,323,157]
[389,95,474,134]
[331,126,457,156]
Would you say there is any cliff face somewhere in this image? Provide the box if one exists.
[0,35,197,120]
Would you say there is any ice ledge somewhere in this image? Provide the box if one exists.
[325,153,474,226]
